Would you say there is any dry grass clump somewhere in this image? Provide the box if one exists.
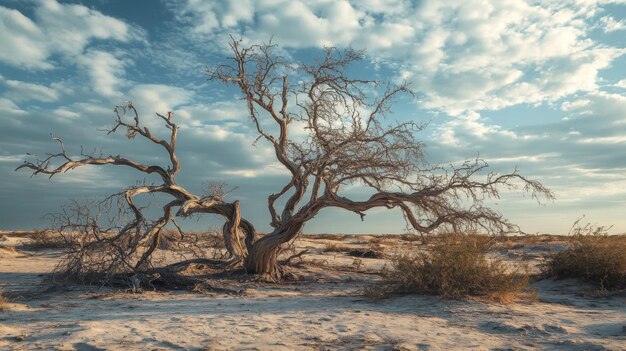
[368,236,393,245]
[367,234,530,302]
[23,230,77,249]
[0,290,8,312]
[398,233,422,242]
[348,244,386,259]
[307,233,349,241]
[323,242,385,258]
[0,244,20,255]
[542,224,626,290]
[323,243,351,253]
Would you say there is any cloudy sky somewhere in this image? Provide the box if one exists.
[1,0,625,234]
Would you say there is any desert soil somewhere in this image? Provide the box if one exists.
[0,231,624,351]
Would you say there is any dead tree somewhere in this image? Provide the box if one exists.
[209,39,553,275]
[17,38,553,281]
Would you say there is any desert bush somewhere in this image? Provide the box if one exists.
[348,249,385,259]
[0,290,8,311]
[24,230,77,249]
[0,244,20,255]
[367,234,530,302]
[399,233,422,242]
[368,236,386,245]
[307,234,348,241]
[323,243,351,253]
[542,223,625,290]
[157,229,224,251]
[348,244,386,259]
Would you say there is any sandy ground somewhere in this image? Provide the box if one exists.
[0,232,624,351]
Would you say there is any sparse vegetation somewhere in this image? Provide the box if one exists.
[158,229,225,252]
[368,236,386,245]
[352,258,364,271]
[398,234,422,242]
[23,230,77,249]
[0,246,19,255]
[367,234,531,302]
[347,244,386,259]
[542,223,626,290]
[0,290,8,312]
[306,234,349,241]
[323,243,351,253]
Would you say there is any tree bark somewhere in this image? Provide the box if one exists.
[221,200,245,259]
[244,233,283,276]
[244,223,303,276]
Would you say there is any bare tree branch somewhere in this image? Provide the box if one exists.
[19,38,554,282]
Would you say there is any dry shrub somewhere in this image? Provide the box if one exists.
[24,230,77,249]
[157,229,224,251]
[348,244,386,259]
[54,228,229,285]
[368,236,385,244]
[0,290,8,311]
[542,224,626,290]
[518,234,554,244]
[399,233,422,242]
[323,243,351,253]
[0,245,20,255]
[307,233,348,241]
[431,232,496,250]
[157,228,183,250]
[367,234,530,302]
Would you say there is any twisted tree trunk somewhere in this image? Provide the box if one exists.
[221,201,246,259]
[245,223,303,276]
[244,234,283,275]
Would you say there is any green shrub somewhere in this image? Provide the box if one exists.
[367,234,530,302]
[542,227,626,290]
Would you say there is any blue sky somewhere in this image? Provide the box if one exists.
[0,0,625,234]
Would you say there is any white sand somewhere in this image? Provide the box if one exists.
[0,233,624,350]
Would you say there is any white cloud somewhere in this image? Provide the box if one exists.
[35,0,134,55]
[578,135,626,143]
[488,153,560,163]
[0,155,24,163]
[0,7,49,69]
[52,108,80,120]
[0,98,26,115]
[176,100,248,127]
[0,75,60,102]
[52,167,124,188]
[126,84,195,129]
[76,50,127,98]
[176,0,255,33]
[599,15,626,32]
[433,90,626,207]
[221,162,290,178]
[561,91,626,122]
[437,111,521,146]
[0,0,139,70]
[170,0,625,116]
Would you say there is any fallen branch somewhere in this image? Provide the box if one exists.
[280,249,309,265]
